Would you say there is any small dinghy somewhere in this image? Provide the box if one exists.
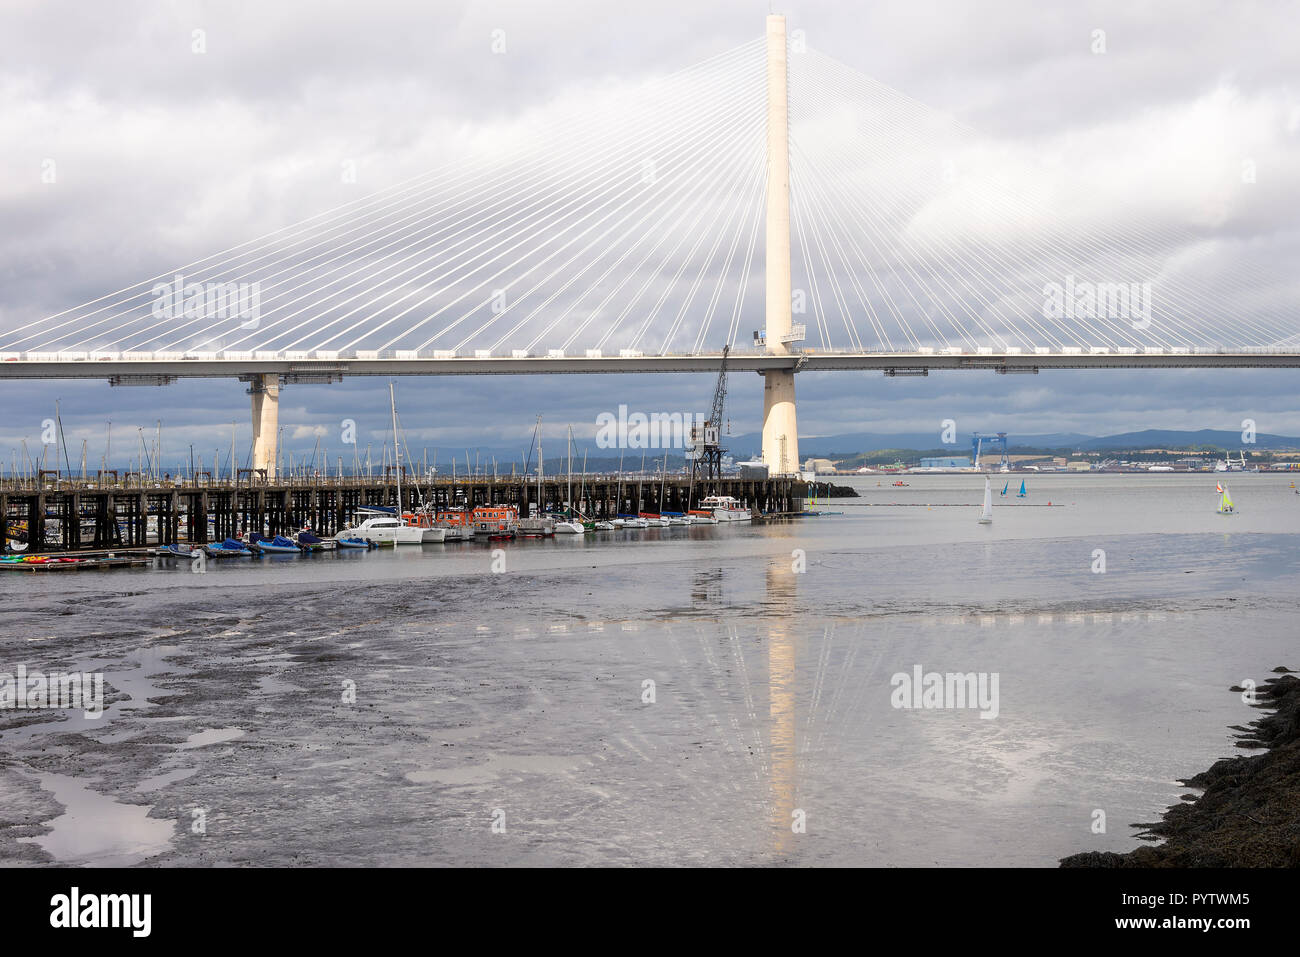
[255,535,302,554]
[158,543,197,559]
[205,538,252,557]
[336,537,376,549]
[296,531,334,551]
[1217,482,1235,515]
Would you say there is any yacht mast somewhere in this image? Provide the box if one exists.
[389,381,402,515]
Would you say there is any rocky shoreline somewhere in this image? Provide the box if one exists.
[805,481,858,498]
[1061,668,1300,867]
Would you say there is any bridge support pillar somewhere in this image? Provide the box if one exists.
[762,370,799,476]
[249,373,279,479]
[761,13,799,476]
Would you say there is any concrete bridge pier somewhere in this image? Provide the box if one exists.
[761,13,800,476]
[248,373,279,479]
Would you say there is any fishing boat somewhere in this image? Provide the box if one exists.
[977,477,994,524]
[1216,482,1235,515]
[205,538,253,557]
[1016,479,1027,498]
[700,495,751,522]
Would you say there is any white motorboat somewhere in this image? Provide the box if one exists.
[336,510,426,545]
[700,495,752,522]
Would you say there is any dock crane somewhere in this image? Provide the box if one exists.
[690,344,729,489]
[971,432,1009,471]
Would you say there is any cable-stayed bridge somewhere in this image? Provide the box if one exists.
[2,15,1296,477]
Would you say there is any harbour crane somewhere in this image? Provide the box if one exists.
[690,344,730,488]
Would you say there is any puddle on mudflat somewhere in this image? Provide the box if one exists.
[19,773,175,866]
[178,727,246,749]
[136,768,199,793]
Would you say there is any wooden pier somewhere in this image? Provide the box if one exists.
[1,473,809,553]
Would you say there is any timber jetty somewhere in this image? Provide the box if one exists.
[2,472,812,553]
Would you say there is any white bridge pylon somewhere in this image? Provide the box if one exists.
[2,15,1296,477]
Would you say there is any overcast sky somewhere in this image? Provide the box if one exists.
[1,0,1297,467]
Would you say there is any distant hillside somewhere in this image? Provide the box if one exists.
[726,428,1300,458]
[1068,429,1300,451]
[726,431,1092,456]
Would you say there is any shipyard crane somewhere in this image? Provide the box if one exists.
[971,432,1009,471]
[690,345,730,487]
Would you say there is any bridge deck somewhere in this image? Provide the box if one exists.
[2,351,1299,380]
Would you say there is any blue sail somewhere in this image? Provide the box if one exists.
[1017,479,1027,497]
[1000,481,1008,496]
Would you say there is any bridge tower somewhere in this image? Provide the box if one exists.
[760,13,799,477]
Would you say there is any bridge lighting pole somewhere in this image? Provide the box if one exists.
[761,13,799,477]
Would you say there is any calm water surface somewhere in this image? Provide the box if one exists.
[2,473,1297,866]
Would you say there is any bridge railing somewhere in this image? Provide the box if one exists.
[0,470,732,494]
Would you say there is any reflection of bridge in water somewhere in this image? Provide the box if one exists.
[4,16,1295,482]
